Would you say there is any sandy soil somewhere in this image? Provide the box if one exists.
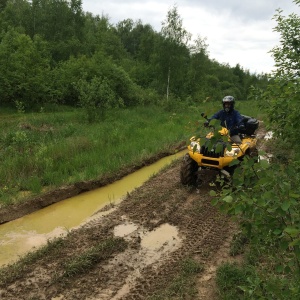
[0,126,268,300]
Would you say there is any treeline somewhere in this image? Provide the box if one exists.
[0,0,268,114]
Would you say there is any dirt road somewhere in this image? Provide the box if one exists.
[0,159,242,300]
[0,126,268,299]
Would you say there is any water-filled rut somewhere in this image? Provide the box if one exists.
[0,151,186,267]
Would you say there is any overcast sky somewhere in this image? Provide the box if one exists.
[81,1,299,74]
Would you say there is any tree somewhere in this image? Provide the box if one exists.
[116,18,136,56]
[271,7,300,79]
[160,5,191,46]
[0,0,8,11]
[76,76,122,122]
[187,35,210,99]
[0,0,268,108]
[82,13,128,62]
[0,0,86,63]
[0,29,51,107]
[0,0,32,36]
[159,5,191,99]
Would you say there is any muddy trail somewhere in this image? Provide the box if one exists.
[0,161,240,300]
[0,127,269,300]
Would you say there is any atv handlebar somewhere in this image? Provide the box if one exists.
[201,112,211,128]
[201,112,208,120]
[201,112,244,131]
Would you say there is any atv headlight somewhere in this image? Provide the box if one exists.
[225,148,240,157]
[190,141,200,153]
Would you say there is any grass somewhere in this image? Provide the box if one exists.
[149,258,204,300]
[0,101,263,206]
[229,231,248,256]
[215,259,300,300]
[216,262,254,299]
[0,236,127,286]
[0,100,269,297]
[61,237,127,279]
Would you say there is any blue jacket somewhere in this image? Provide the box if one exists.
[209,109,243,135]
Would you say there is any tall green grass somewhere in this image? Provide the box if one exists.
[0,101,263,206]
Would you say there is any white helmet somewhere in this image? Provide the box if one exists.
[222,95,235,112]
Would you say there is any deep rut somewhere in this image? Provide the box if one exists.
[1,161,236,300]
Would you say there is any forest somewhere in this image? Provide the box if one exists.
[0,0,268,116]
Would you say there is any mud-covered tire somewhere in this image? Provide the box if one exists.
[247,147,259,162]
[180,154,198,186]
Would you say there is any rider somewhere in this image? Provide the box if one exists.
[204,95,245,144]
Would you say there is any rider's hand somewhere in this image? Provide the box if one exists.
[239,124,245,130]
[204,121,209,127]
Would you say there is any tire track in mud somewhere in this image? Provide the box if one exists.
[78,163,230,300]
[43,162,228,300]
[0,161,234,300]
[120,189,232,300]
[118,126,270,299]
[83,164,232,300]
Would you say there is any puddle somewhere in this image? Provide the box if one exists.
[140,223,179,251]
[114,223,138,237]
[113,221,181,255]
[111,222,182,300]
[0,150,186,267]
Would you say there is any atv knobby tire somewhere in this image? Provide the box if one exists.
[245,147,259,163]
[180,154,198,186]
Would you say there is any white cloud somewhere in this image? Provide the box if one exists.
[81,0,300,74]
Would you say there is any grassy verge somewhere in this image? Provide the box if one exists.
[214,131,300,299]
[149,258,204,300]
[0,101,262,206]
[215,249,300,299]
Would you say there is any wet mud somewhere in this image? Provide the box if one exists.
[0,126,269,299]
[0,161,236,300]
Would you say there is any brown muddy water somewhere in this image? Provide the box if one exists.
[0,151,186,267]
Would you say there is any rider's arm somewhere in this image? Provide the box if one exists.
[204,111,222,127]
[210,110,222,120]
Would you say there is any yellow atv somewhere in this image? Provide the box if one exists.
[180,113,259,186]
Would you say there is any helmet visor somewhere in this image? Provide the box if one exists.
[223,101,232,112]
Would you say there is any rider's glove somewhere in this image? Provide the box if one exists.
[204,121,209,127]
[239,124,245,130]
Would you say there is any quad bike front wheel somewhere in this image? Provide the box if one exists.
[248,148,259,161]
[180,153,198,186]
